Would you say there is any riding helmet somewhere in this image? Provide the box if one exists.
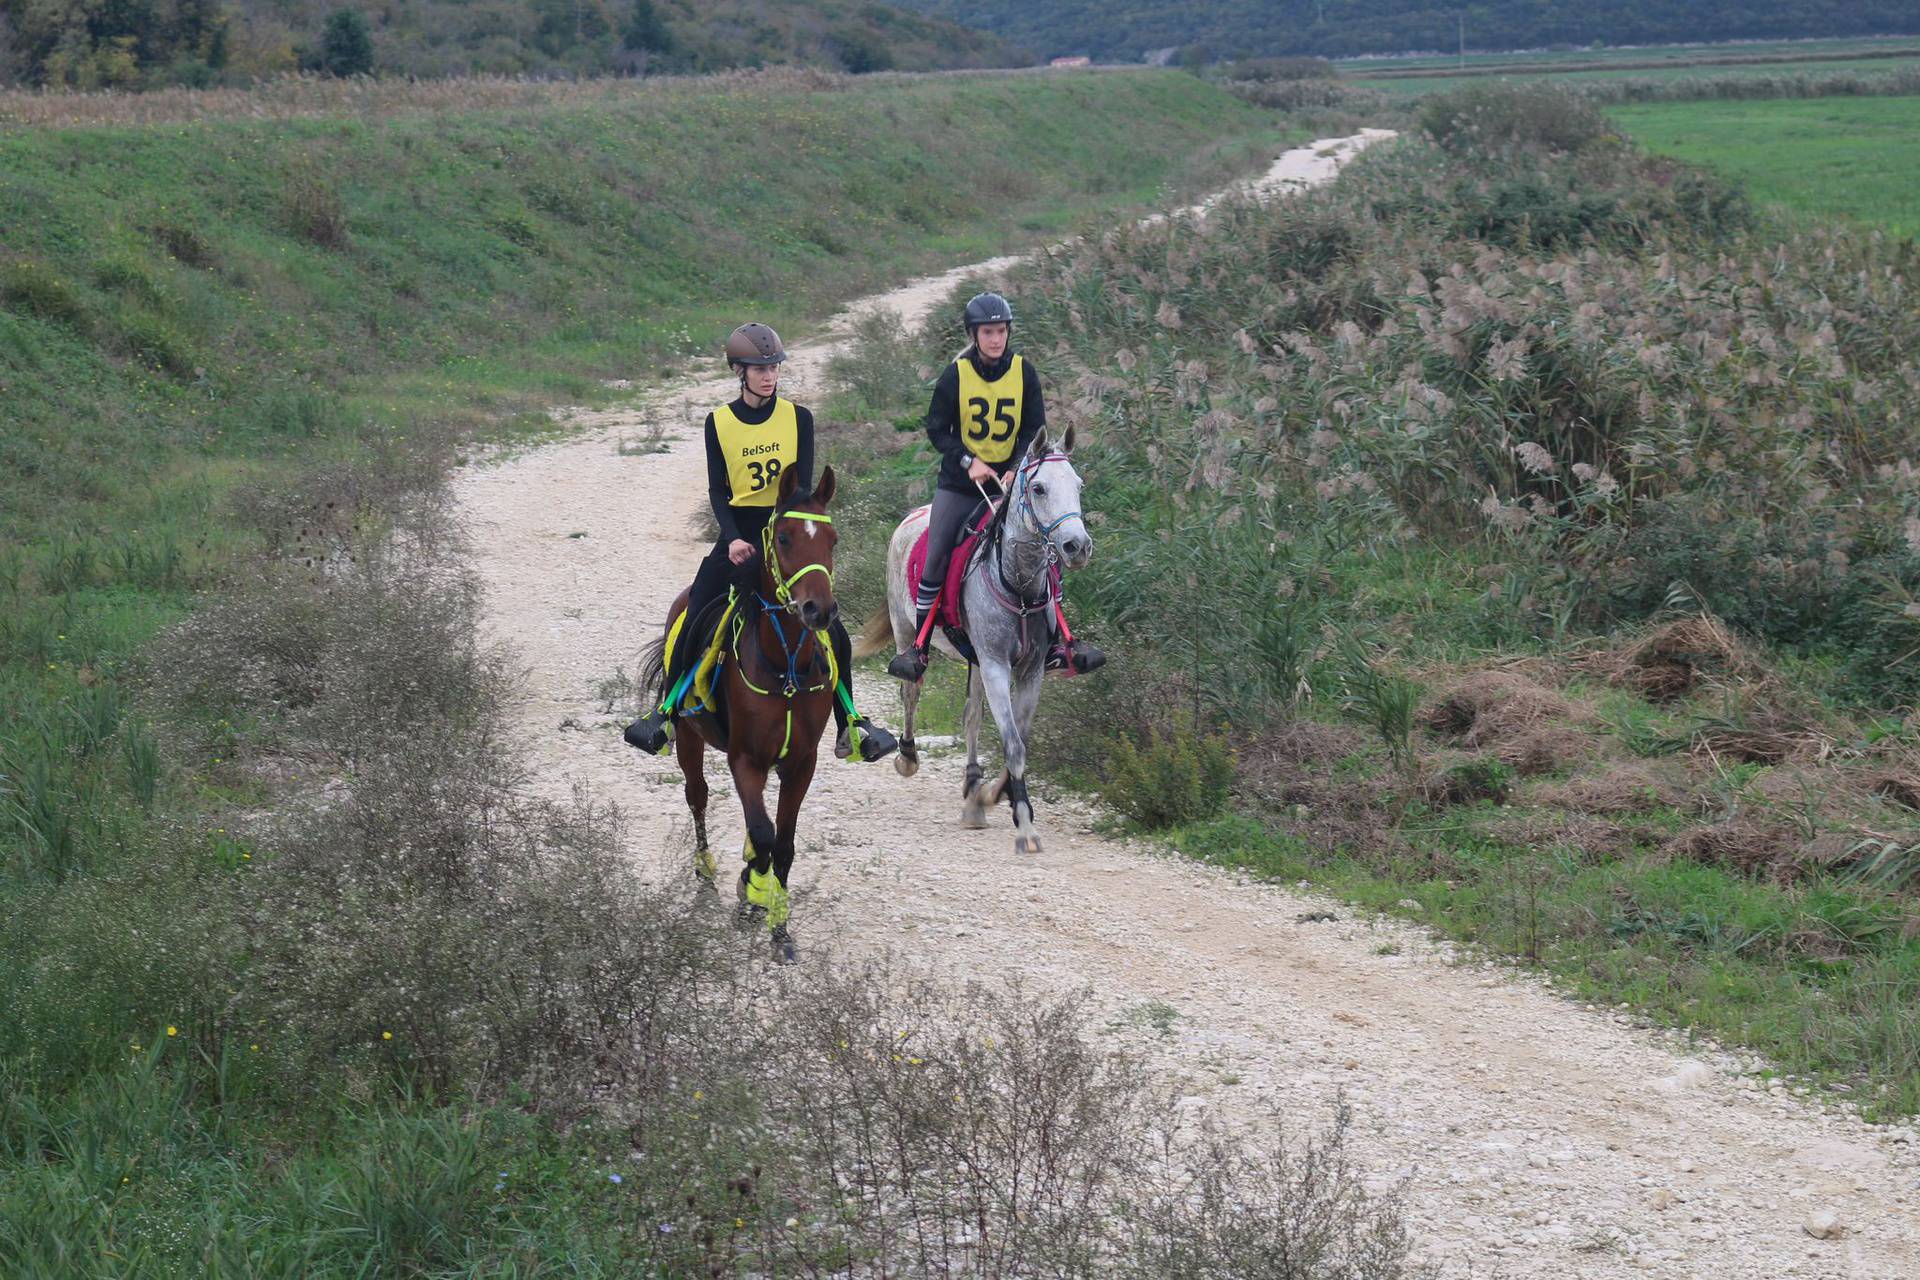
[725,322,787,368]
[962,292,1013,336]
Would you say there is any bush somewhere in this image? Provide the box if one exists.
[1105,723,1235,829]
[1420,84,1611,155]
[281,155,350,249]
[0,261,91,333]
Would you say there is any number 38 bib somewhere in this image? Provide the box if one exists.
[955,354,1025,465]
[713,398,798,507]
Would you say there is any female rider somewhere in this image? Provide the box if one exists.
[886,292,1105,682]
[627,322,897,763]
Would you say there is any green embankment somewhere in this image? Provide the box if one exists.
[0,69,1292,1271]
[0,69,1286,538]
[1610,96,1920,239]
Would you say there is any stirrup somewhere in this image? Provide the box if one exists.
[837,716,898,763]
[623,708,673,755]
[1046,641,1106,676]
[886,647,928,683]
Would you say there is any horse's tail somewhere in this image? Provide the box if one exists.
[852,603,894,660]
[637,631,669,704]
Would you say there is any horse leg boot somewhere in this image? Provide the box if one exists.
[730,757,781,929]
[828,620,897,763]
[764,751,814,964]
[978,659,1041,854]
[677,729,715,890]
[959,664,994,829]
[895,677,922,778]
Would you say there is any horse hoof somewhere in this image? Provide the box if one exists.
[895,755,918,779]
[960,808,990,830]
[769,925,798,965]
[1015,834,1041,855]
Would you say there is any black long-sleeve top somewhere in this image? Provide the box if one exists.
[703,395,815,544]
[925,349,1046,494]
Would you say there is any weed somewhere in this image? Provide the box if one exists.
[1105,723,1235,829]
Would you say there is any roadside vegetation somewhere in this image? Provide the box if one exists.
[828,83,1920,1119]
[0,69,1422,1273]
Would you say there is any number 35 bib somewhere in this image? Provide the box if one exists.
[714,398,798,507]
[955,354,1025,465]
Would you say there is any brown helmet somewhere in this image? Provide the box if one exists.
[725,322,787,368]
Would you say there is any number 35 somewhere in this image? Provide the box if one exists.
[966,396,1017,443]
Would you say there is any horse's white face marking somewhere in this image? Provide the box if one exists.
[803,520,817,541]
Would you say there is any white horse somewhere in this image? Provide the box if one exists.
[855,427,1092,853]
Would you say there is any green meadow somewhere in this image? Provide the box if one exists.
[1610,95,1920,238]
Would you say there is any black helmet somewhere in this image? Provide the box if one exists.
[962,292,1013,335]
[725,322,787,368]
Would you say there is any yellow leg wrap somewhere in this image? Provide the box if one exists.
[693,846,717,883]
[742,861,790,930]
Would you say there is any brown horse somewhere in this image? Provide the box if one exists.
[640,465,841,963]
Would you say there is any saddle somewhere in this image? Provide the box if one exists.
[660,591,739,733]
[905,502,994,661]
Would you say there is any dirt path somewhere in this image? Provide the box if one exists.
[452,133,1920,1279]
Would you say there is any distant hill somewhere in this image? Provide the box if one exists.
[0,0,1029,88]
[890,1,1919,62]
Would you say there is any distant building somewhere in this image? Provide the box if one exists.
[1049,55,1092,68]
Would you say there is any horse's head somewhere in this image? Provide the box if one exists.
[763,465,839,632]
[1013,425,1092,571]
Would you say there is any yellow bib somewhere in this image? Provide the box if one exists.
[713,398,798,507]
[954,354,1025,465]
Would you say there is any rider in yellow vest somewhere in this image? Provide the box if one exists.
[886,293,1105,682]
[626,323,897,762]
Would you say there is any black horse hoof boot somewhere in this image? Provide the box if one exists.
[624,709,673,754]
[886,648,928,683]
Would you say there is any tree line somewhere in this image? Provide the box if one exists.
[892,0,1920,62]
[0,0,1026,89]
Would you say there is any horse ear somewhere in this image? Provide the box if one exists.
[776,464,801,507]
[1061,423,1077,455]
[813,464,836,507]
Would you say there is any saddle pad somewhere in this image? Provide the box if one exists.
[904,503,990,632]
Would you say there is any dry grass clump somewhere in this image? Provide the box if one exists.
[1666,819,1808,883]
[1485,811,1634,863]
[1533,761,1686,815]
[1585,615,1761,703]
[1423,670,1595,775]
[1868,770,1920,812]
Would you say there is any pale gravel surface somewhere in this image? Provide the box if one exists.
[452,133,1920,1278]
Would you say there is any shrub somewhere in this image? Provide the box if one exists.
[1104,723,1235,829]
[281,155,350,249]
[320,9,375,78]
[1420,84,1611,155]
[112,310,196,378]
[0,261,91,333]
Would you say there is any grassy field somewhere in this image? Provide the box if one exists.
[0,69,1310,1274]
[1341,35,1919,75]
[1610,96,1920,239]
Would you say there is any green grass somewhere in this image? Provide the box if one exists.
[1350,56,1920,98]
[1163,808,1920,1117]
[1610,96,1920,238]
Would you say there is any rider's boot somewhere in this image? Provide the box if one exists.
[623,706,674,754]
[1046,639,1107,675]
[836,715,899,762]
[886,607,933,683]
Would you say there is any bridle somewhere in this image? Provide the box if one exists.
[732,506,840,760]
[757,509,834,612]
[975,449,1081,647]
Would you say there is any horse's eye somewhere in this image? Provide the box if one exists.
[777,534,791,548]
[1032,484,1048,497]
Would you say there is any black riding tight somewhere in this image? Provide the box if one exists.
[916,486,980,618]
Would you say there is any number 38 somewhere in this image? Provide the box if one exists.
[746,457,782,491]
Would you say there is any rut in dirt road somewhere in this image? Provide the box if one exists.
[453,132,1920,1279]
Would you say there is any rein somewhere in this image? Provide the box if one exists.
[976,450,1076,656]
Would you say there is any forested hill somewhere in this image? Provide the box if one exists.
[0,0,1028,88]
[892,0,1919,61]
